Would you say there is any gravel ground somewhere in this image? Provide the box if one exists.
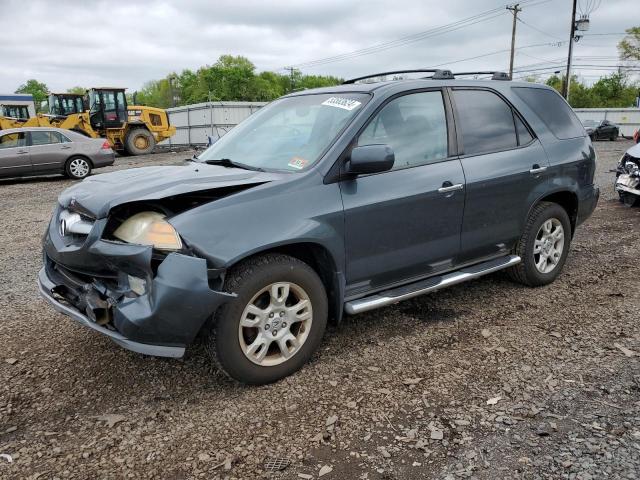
[1,141,639,480]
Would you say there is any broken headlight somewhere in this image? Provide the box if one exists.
[625,160,640,177]
[113,211,183,251]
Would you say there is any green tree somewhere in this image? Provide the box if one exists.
[618,26,640,62]
[66,86,86,94]
[132,55,342,108]
[545,72,638,108]
[590,71,638,107]
[15,79,49,112]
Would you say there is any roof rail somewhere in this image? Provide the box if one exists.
[453,71,512,81]
[342,69,512,85]
[342,69,453,84]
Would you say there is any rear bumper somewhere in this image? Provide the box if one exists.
[576,184,599,226]
[93,151,115,168]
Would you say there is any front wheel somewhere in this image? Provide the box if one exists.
[508,202,572,287]
[65,156,92,179]
[207,254,328,385]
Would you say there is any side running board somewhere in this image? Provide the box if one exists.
[344,255,521,315]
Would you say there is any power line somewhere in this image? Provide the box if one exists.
[432,41,567,70]
[516,17,563,40]
[285,12,508,70]
[283,0,552,71]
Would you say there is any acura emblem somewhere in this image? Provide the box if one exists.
[59,218,67,237]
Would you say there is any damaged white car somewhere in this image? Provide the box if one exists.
[616,141,640,207]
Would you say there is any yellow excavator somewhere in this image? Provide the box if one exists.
[0,88,176,155]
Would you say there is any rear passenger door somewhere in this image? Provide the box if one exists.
[0,132,30,177]
[450,88,549,263]
[29,131,72,173]
[341,89,466,295]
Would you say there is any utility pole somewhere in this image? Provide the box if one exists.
[286,67,295,92]
[506,4,522,79]
[562,0,578,100]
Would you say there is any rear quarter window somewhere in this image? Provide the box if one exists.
[512,87,584,140]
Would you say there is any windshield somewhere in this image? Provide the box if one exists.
[582,120,598,127]
[197,93,370,172]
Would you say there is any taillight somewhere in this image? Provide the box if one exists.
[101,140,111,150]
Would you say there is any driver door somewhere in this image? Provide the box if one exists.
[340,90,465,296]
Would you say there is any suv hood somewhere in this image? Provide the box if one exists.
[58,163,284,218]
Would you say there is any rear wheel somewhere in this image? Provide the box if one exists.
[64,156,92,180]
[508,202,571,287]
[610,131,617,141]
[124,128,155,156]
[207,254,328,385]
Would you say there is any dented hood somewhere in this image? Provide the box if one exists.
[58,163,283,218]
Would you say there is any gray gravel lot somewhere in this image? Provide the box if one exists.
[1,141,639,480]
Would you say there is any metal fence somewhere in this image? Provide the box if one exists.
[574,108,640,137]
[160,101,267,147]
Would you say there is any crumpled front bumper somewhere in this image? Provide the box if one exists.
[39,206,234,358]
[38,267,186,358]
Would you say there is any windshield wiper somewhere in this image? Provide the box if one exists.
[203,158,264,172]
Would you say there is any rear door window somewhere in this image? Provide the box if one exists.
[512,87,584,139]
[452,89,518,156]
[30,131,60,146]
[52,132,70,143]
[515,115,533,145]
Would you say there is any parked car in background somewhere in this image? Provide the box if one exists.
[0,127,114,180]
[582,119,619,141]
[39,70,599,385]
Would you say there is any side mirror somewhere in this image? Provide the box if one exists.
[347,144,395,175]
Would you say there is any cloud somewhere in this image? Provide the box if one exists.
[0,0,633,93]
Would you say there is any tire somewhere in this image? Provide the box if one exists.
[124,128,155,156]
[610,132,617,141]
[64,156,92,180]
[207,254,328,385]
[508,201,572,287]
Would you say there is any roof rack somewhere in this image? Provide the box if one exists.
[453,71,511,81]
[342,69,512,85]
[342,69,454,84]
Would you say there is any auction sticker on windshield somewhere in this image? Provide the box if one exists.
[321,97,362,111]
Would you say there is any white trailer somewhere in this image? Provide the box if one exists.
[0,93,36,119]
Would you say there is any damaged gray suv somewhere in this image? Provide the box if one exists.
[39,69,599,384]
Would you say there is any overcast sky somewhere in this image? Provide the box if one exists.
[0,0,636,94]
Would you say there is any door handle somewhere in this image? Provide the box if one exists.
[61,145,72,149]
[17,150,28,154]
[438,183,464,194]
[529,165,548,175]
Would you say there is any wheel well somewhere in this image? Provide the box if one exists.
[231,243,341,324]
[537,191,578,234]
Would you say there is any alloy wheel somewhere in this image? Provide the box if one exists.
[69,158,90,178]
[533,218,564,274]
[238,282,312,367]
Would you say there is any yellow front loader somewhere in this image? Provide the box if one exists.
[0,88,176,156]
